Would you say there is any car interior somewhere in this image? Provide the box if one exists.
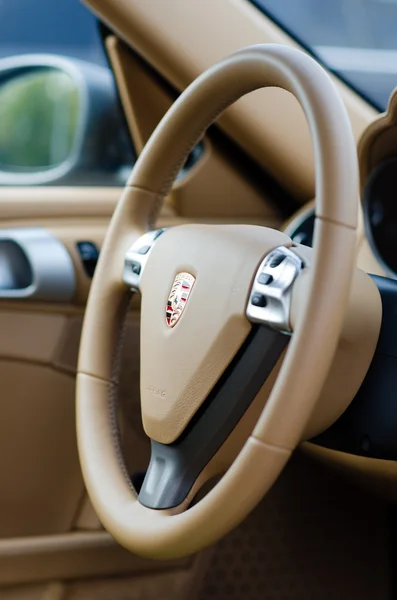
[1,0,397,598]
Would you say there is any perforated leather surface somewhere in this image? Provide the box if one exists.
[192,454,389,600]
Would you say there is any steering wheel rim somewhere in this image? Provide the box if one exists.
[76,44,358,559]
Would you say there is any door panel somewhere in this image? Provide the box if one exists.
[0,187,173,586]
[0,360,80,538]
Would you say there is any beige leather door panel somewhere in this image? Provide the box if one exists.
[0,185,200,587]
[0,359,79,538]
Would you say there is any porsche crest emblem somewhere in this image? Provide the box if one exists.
[166,272,195,327]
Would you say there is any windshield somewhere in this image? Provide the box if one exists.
[253,0,397,110]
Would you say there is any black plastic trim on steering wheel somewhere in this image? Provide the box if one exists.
[138,325,289,509]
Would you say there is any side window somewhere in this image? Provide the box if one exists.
[253,0,397,110]
[0,0,134,186]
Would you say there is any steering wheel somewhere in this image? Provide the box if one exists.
[77,44,358,559]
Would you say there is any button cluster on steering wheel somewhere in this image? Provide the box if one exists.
[247,246,304,333]
[123,229,166,291]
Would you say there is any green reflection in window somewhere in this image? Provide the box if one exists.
[0,70,80,170]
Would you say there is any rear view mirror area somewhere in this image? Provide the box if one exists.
[0,54,134,186]
[0,70,80,172]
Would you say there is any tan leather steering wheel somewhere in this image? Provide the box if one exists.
[77,44,358,559]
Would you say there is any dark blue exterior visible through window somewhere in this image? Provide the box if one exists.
[252,0,397,110]
[0,0,106,65]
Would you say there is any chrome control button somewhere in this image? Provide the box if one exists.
[246,246,303,333]
[123,229,166,291]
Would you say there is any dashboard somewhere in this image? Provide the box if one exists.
[286,164,397,285]
[284,197,397,464]
[282,142,397,466]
